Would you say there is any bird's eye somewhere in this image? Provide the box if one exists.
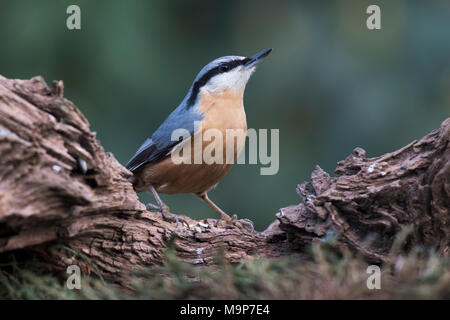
[218,64,230,73]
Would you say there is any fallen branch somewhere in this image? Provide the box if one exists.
[0,75,448,284]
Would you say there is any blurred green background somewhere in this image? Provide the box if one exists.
[0,0,448,231]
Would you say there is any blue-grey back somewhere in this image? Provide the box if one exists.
[125,55,244,172]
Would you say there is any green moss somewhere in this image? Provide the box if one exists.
[0,239,449,300]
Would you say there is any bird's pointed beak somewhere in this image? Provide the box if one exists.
[244,48,272,68]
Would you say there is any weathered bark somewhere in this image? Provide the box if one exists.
[0,75,448,284]
[276,133,449,262]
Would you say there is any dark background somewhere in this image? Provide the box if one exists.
[0,0,448,231]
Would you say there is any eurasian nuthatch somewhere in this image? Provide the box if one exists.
[126,48,272,229]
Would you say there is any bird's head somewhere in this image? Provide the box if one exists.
[186,48,272,106]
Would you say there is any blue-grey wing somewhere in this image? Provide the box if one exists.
[125,138,164,172]
[125,104,203,172]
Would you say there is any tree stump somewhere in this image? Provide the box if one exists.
[0,75,448,284]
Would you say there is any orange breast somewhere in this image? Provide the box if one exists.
[134,87,247,195]
[199,87,248,162]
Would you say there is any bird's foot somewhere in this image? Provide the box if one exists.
[145,202,189,228]
[218,214,255,233]
[234,218,255,233]
[146,203,161,211]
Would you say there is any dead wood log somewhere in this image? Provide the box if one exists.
[275,120,449,261]
[0,74,448,284]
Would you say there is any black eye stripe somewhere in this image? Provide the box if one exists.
[218,64,230,72]
[186,58,249,107]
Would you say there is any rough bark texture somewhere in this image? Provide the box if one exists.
[0,75,448,284]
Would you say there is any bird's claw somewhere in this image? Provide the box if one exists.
[163,212,189,229]
[146,203,161,211]
[145,202,189,228]
[234,218,255,233]
[217,215,254,233]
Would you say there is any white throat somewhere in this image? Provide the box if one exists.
[203,66,255,93]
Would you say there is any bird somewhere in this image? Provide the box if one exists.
[125,48,272,230]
